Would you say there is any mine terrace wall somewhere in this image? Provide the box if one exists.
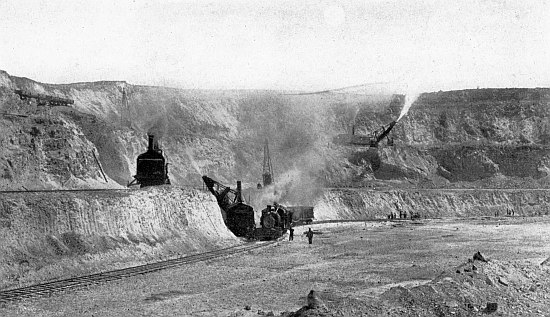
[0,187,236,289]
[315,188,550,220]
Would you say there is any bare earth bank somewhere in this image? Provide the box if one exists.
[2,216,550,317]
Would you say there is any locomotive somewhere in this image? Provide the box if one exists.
[255,203,292,240]
[128,134,171,188]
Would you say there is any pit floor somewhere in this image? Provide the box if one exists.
[2,216,550,316]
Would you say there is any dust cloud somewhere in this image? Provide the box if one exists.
[253,164,325,210]
[238,93,329,209]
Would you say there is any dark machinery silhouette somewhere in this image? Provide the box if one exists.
[202,176,255,237]
[256,204,314,239]
[202,175,300,240]
[369,120,397,147]
[14,89,74,107]
[334,120,397,147]
[256,203,292,240]
[128,134,171,188]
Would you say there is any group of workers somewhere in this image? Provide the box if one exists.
[493,208,516,217]
[387,211,408,219]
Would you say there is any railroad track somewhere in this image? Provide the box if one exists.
[0,241,276,303]
[0,188,130,194]
[0,185,207,194]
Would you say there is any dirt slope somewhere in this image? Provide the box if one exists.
[314,188,550,221]
[0,187,237,290]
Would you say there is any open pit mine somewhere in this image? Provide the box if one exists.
[1,69,550,316]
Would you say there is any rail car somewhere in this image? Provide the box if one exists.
[287,206,315,225]
[128,134,171,188]
[14,89,74,107]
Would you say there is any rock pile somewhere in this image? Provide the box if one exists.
[279,290,330,317]
[380,252,550,316]
[228,253,550,316]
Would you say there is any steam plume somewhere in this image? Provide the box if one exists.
[396,93,419,122]
[249,151,325,212]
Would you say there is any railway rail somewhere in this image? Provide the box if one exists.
[0,184,207,194]
[0,241,276,303]
[0,188,130,194]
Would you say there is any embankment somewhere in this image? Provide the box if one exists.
[315,188,550,220]
[0,187,236,290]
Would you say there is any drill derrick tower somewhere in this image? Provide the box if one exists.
[120,84,132,127]
[262,139,274,186]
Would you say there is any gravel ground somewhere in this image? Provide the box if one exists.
[2,216,550,316]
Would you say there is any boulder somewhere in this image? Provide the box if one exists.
[485,302,498,313]
[307,290,327,309]
[473,251,488,262]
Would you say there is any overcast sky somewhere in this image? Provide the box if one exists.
[0,0,548,92]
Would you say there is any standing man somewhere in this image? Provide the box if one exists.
[289,225,294,241]
[306,228,314,244]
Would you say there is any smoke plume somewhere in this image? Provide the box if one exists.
[146,116,168,140]
[249,148,326,213]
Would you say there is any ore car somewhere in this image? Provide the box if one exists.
[287,206,315,225]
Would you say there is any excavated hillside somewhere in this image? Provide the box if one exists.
[1,70,550,210]
[3,70,550,194]
[4,72,550,193]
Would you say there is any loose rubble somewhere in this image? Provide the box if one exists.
[229,251,550,317]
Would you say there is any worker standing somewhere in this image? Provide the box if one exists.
[289,225,294,241]
[306,228,314,244]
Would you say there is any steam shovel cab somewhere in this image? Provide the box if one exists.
[128,134,171,188]
[201,176,256,237]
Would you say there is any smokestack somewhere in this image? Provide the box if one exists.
[148,134,154,151]
[236,181,243,203]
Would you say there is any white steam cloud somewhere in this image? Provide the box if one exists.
[249,152,325,215]
[397,93,419,122]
